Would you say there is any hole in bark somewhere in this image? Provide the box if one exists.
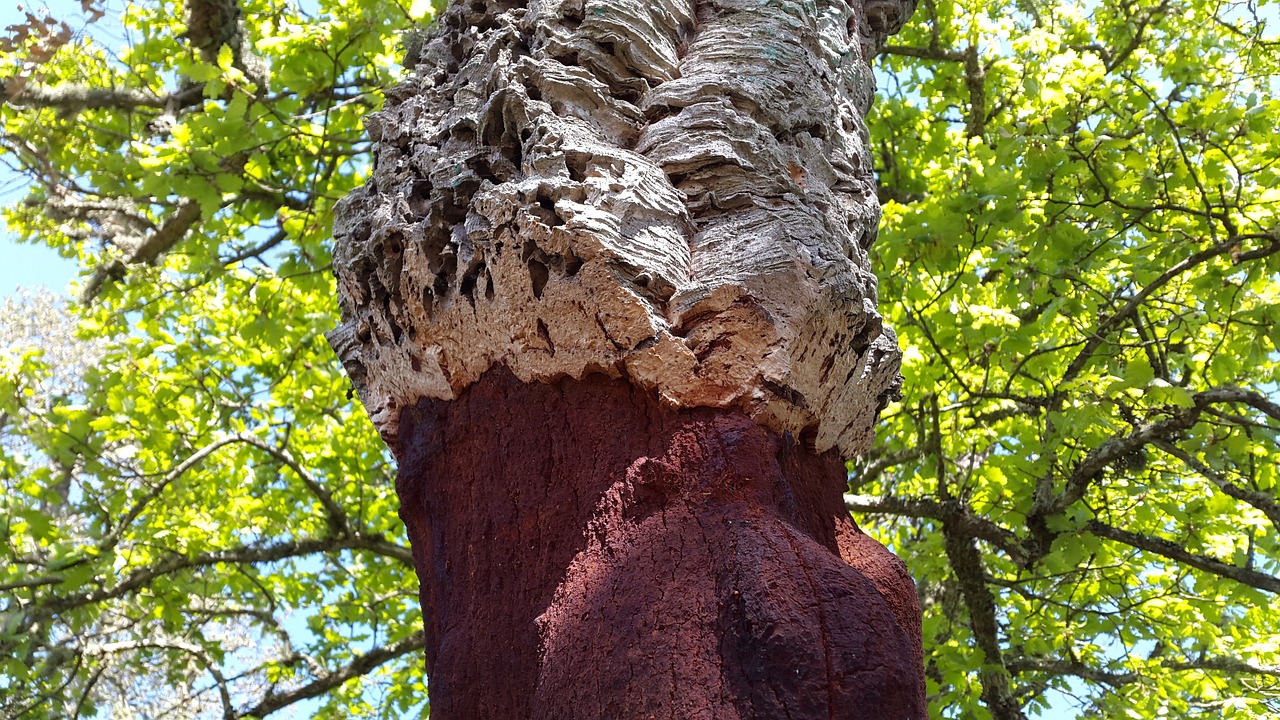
[451,125,476,144]
[525,83,542,101]
[532,192,564,227]
[858,227,877,249]
[551,49,580,67]
[411,354,422,371]
[482,111,507,149]
[564,251,583,276]
[467,155,505,184]
[561,0,583,25]
[485,273,495,299]
[521,238,539,263]
[597,40,617,57]
[409,180,433,217]
[434,250,456,298]
[695,335,731,362]
[850,315,882,357]
[528,257,549,298]
[565,153,588,182]
[387,232,403,255]
[615,87,643,105]
[423,229,449,274]
[441,189,471,224]
[644,103,680,124]
[408,326,418,341]
[762,378,808,409]
[799,427,819,452]
[509,145,523,173]
[460,261,485,303]
[537,319,554,354]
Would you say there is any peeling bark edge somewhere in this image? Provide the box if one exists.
[328,0,916,459]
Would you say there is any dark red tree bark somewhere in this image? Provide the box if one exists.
[396,368,923,718]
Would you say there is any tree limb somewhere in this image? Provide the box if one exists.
[846,493,1028,565]
[1155,440,1280,528]
[1086,520,1280,593]
[19,533,414,630]
[1009,654,1280,684]
[237,630,426,718]
[942,526,1028,720]
[1,81,202,112]
[81,198,202,303]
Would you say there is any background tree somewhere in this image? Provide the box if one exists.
[856,0,1280,717]
[0,0,1277,718]
[1,1,432,717]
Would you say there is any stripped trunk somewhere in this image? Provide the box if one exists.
[329,0,922,715]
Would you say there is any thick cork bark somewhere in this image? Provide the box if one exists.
[328,0,922,713]
[329,0,915,458]
[397,368,924,718]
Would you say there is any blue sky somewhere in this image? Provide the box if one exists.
[0,204,79,297]
[1,0,87,298]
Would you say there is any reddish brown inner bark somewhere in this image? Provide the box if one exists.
[396,366,924,718]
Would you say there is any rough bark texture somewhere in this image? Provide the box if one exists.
[328,0,922,714]
[398,368,924,718]
[330,0,914,459]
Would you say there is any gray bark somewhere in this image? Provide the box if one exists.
[329,0,915,460]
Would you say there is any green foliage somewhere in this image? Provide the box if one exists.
[1,1,432,716]
[0,0,1276,718]
[860,0,1280,716]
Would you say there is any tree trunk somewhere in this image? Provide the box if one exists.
[329,0,922,715]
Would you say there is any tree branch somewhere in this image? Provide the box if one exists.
[1086,520,1280,593]
[1045,407,1200,517]
[1058,233,1254,391]
[1155,440,1280,528]
[81,198,203,303]
[1009,654,1280,684]
[880,43,966,62]
[19,533,414,630]
[2,81,201,112]
[846,493,1028,565]
[232,434,350,536]
[237,630,426,718]
[942,526,1028,720]
[1198,384,1280,423]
